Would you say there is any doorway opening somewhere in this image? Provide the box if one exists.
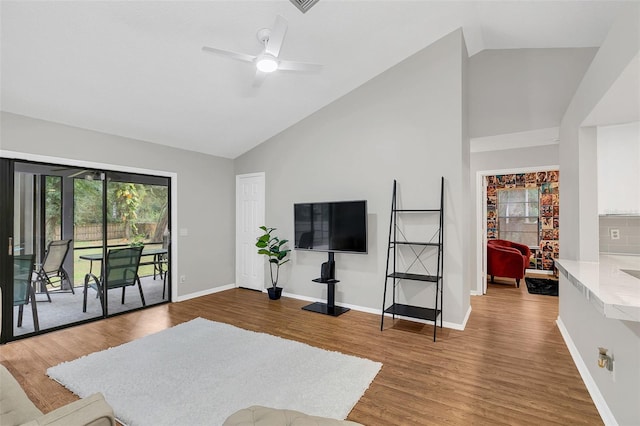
[476,166,559,296]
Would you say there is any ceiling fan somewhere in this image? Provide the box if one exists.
[202,15,322,87]
[50,167,104,180]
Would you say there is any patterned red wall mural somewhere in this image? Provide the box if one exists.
[486,170,559,271]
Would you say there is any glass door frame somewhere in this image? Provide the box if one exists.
[0,158,15,342]
[0,155,174,343]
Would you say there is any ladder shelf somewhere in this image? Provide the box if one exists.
[380,177,445,342]
[387,272,439,282]
[383,304,441,322]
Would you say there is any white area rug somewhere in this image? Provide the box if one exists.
[48,317,382,426]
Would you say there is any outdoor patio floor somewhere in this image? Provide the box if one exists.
[13,275,168,337]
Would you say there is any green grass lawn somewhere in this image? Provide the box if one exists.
[72,240,163,285]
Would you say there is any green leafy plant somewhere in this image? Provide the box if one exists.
[113,183,141,238]
[256,226,291,289]
[129,233,146,247]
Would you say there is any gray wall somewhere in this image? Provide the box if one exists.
[558,4,640,424]
[468,48,597,139]
[235,29,471,326]
[0,112,236,298]
[465,47,597,294]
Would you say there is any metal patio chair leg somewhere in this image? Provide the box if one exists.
[136,276,146,306]
[61,268,74,294]
[29,285,39,332]
[35,271,52,303]
[163,273,167,299]
[83,273,102,313]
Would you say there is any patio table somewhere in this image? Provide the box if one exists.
[79,248,167,277]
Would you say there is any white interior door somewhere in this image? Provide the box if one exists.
[236,173,265,291]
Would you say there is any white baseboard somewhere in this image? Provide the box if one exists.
[459,305,472,329]
[280,291,317,302]
[176,283,236,302]
[282,292,469,331]
[178,286,470,330]
[556,316,617,426]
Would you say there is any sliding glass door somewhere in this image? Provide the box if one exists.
[0,159,171,343]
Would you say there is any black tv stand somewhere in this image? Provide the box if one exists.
[302,252,350,317]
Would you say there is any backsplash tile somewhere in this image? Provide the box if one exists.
[599,216,640,255]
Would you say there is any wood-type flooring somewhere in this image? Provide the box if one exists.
[0,277,602,425]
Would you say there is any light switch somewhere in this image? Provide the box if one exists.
[179,228,188,237]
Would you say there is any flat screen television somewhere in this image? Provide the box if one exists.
[294,200,367,254]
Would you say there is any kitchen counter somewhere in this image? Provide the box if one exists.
[556,255,640,322]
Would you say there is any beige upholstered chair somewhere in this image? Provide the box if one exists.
[0,364,115,426]
[224,406,363,426]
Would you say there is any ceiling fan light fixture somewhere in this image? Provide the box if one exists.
[256,55,279,73]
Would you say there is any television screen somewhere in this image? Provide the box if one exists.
[294,200,367,253]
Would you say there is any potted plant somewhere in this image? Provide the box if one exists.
[256,226,291,300]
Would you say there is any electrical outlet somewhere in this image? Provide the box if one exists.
[598,347,614,374]
[610,229,620,240]
[611,358,616,382]
[180,275,186,283]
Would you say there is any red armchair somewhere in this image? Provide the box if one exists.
[487,239,531,287]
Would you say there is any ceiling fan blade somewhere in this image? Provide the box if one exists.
[68,169,89,178]
[277,60,322,72]
[252,70,268,88]
[265,15,287,57]
[202,46,256,63]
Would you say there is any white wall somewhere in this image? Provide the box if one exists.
[597,121,640,215]
[468,48,597,139]
[235,29,471,327]
[558,4,640,424]
[560,4,640,262]
[0,112,236,298]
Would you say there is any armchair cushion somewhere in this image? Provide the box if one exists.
[0,364,114,426]
[487,239,532,287]
[224,406,363,426]
[0,364,42,426]
[21,394,114,426]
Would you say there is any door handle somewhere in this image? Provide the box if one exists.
[8,237,12,255]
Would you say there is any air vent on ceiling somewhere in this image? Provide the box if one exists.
[289,0,320,14]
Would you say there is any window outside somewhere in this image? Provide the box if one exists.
[497,188,539,247]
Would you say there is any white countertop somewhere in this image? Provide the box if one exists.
[556,255,640,322]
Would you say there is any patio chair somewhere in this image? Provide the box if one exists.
[34,239,73,302]
[83,246,145,314]
[14,254,39,332]
[158,232,170,299]
[153,232,169,282]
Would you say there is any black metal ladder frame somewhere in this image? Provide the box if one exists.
[380,177,444,341]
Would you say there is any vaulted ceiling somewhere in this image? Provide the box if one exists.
[0,1,629,158]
